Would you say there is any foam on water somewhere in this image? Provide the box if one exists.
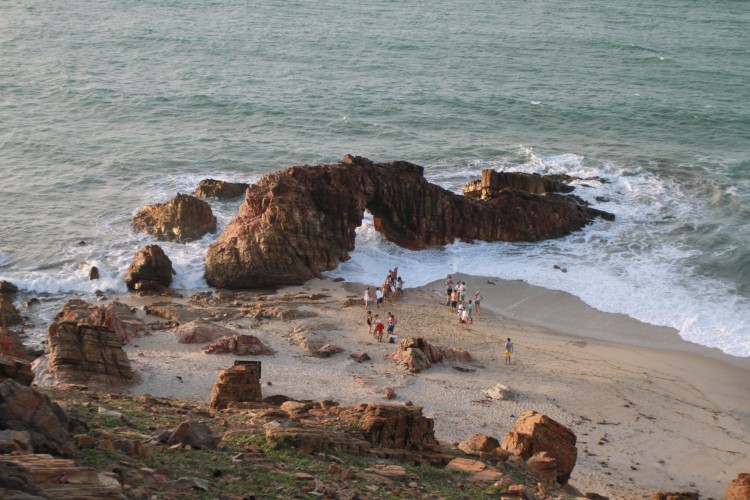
[327,150,750,357]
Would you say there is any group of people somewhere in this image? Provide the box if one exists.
[361,269,515,364]
[365,310,397,343]
[445,275,482,328]
[362,267,404,311]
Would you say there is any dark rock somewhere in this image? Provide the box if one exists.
[168,420,221,450]
[0,356,34,385]
[205,155,610,288]
[89,266,99,280]
[125,245,175,292]
[194,179,249,199]
[462,170,575,198]
[0,281,19,294]
[350,352,371,363]
[0,295,22,328]
[204,334,275,355]
[132,193,217,243]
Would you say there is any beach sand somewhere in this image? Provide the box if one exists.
[116,274,750,499]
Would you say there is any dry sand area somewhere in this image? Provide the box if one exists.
[116,274,750,499]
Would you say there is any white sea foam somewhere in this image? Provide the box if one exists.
[328,151,750,357]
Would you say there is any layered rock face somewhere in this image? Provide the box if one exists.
[206,155,611,288]
[125,245,175,292]
[43,321,134,389]
[462,170,575,198]
[132,193,217,242]
[209,364,263,410]
[0,281,22,327]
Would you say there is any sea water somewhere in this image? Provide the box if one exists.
[1,0,748,356]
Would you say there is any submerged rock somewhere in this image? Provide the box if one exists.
[125,245,175,292]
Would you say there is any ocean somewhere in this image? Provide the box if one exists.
[1,0,749,356]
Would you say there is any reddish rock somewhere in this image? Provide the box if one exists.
[167,420,221,450]
[462,170,575,199]
[205,155,611,288]
[210,364,262,410]
[0,328,32,362]
[501,410,577,484]
[44,321,133,389]
[176,319,236,344]
[391,337,471,372]
[314,343,344,358]
[104,301,148,343]
[458,434,500,456]
[726,473,750,500]
[125,244,175,292]
[651,492,699,500]
[0,356,34,385]
[527,451,558,487]
[350,352,371,363]
[194,179,249,199]
[132,192,217,243]
[0,378,73,456]
[0,293,22,327]
[204,334,275,355]
[391,347,431,373]
[357,404,440,452]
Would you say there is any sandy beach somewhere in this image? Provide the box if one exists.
[115,274,750,499]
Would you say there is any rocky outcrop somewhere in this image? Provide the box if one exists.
[132,193,217,243]
[205,155,612,288]
[55,300,147,344]
[651,492,699,500]
[462,170,575,198]
[358,404,440,452]
[391,337,472,372]
[726,473,750,500]
[501,410,577,484]
[0,328,32,362]
[458,434,501,456]
[210,364,263,410]
[194,179,249,199]
[0,291,22,328]
[0,378,73,456]
[125,245,175,292]
[167,420,221,450]
[0,356,34,386]
[175,319,236,344]
[42,321,133,389]
[204,335,275,355]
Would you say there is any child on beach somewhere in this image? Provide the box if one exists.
[387,312,397,342]
[504,338,513,365]
[374,317,385,342]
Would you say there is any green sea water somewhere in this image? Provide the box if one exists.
[1,0,749,354]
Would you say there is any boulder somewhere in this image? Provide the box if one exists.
[205,155,612,288]
[458,434,500,456]
[0,356,34,386]
[726,473,750,500]
[103,301,149,343]
[175,319,236,344]
[0,329,32,362]
[89,266,99,280]
[204,334,275,355]
[167,420,221,450]
[350,352,371,363]
[501,410,578,484]
[209,364,263,410]
[194,179,249,199]
[132,193,217,243]
[0,294,22,328]
[651,493,699,500]
[391,347,431,373]
[125,245,175,291]
[0,378,73,456]
[483,383,514,400]
[43,321,133,389]
[357,404,440,452]
[527,451,558,487]
[0,281,19,294]
[462,170,576,199]
[314,343,344,358]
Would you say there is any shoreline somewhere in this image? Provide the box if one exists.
[109,274,749,498]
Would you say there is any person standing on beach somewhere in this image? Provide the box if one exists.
[474,290,482,315]
[467,300,474,324]
[366,310,373,334]
[450,289,458,312]
[375,288,384,310]
[446,275,453,306]
[397,277,404,297]
[363,288,371,309]
[459,282,467,306]
[374,316,385,342]
[504,338,513,365]
[387,312,397,342]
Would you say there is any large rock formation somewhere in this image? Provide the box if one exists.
[209,363,263,410]
[125,244,175,292]
[358,404,440,452]
[462,170,575,198]
[54,299,147,344]
[194,179,249,199]
[205,155,612,288]
[132,193,217,243]
[40,321,134,389]
[0,378,73,456]
[501,410,578,484]
[726,473,750,500]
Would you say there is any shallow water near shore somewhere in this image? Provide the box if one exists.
[1,0,749,355]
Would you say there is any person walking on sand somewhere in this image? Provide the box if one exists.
[474,290,482,315]
[450,289,458,313]
[446,275,453,306]
[366,310,373,335]
[374,316,385,342]
[396,277,404,297]
[386,312,397,342]
[459,307,469,329]
[363,288,371,310]
[504,338,514,365]
[467,299,474,324]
